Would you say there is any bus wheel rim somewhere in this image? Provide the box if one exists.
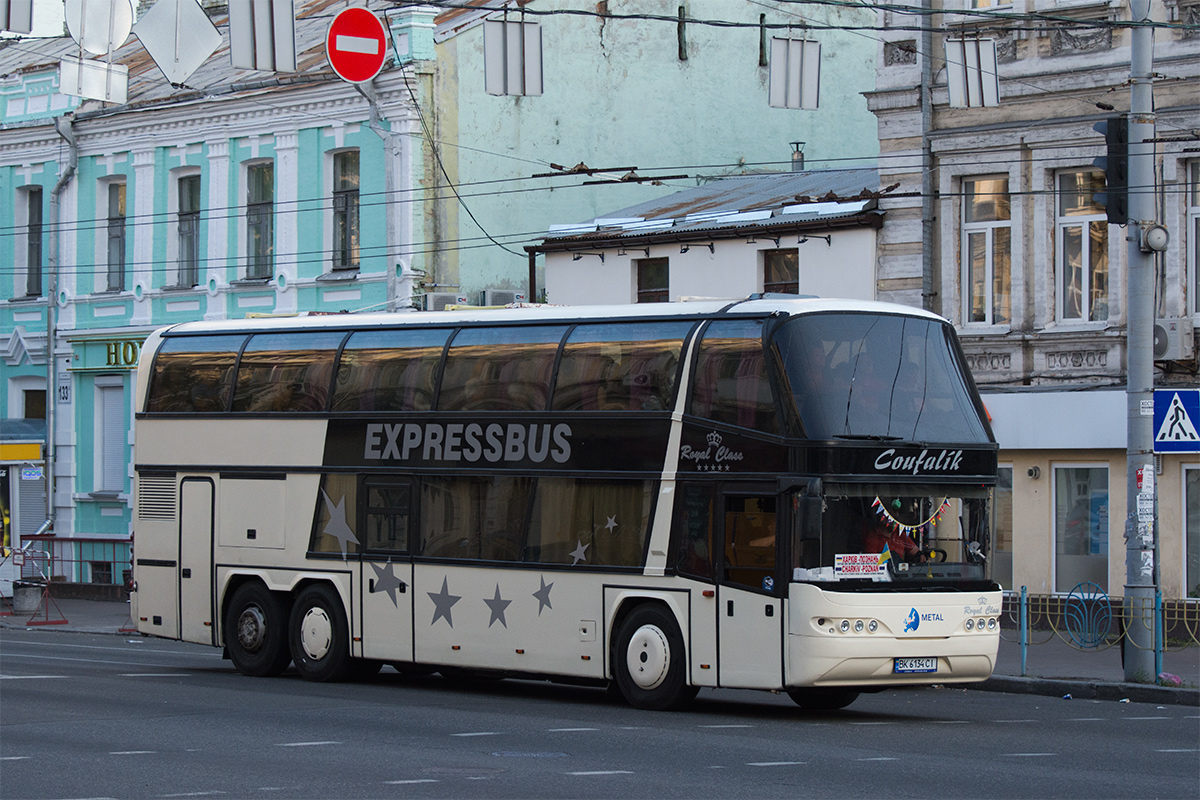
[236,605,267,653]
[300,606,333,661]
[626,624,670,691]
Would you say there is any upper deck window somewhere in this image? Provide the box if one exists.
[438,326,568,411]
[773,313,990,443]
[231,332,345,413]
[331,328,449,412]
[689,319,778,433]
[551,321,693,412]
[147,334,247,413]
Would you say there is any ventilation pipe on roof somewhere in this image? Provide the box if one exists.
[790,141,805,172]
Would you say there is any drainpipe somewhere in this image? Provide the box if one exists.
[44,115,78,535]
[920,0,935,312]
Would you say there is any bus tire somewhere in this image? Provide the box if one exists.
[289,584,351,682]
[614,604,695,711]
[224,582,292,677]
[786,687,860,710]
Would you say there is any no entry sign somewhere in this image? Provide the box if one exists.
[326,7,387,84]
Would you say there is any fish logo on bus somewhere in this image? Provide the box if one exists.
[904,607,920,633]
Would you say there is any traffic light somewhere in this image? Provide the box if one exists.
[1092,116,1128,225]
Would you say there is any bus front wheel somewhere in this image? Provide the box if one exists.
[614,604,696,711]
[289,584,351,682]
[224,583,292,677]
[786,687,860,710]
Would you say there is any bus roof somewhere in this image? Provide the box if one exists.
[154,297,947,337]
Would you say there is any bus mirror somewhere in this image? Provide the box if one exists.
[798,494,823,542]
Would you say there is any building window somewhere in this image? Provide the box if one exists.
[1054,465,1108,592]
[22,186,43,297]
[962,176,1011,325]
[483,18,543,96]
[23,389,46,420]
[332,150,360,271]
[636,257,669,303]
[763,249,799,294]
[177,174,201,287]
[1186,466,1199,598]
[106,182,127,292]
[1188,162,1199,316]
[1056,170,1108,322]
[246,162,274,279]
[96,378,126,494]
[993,465,1013,590]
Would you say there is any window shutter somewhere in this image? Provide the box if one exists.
[769,38,820,110]
[101,385,126,492]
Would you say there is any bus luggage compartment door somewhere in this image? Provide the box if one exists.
[179,478,216,645]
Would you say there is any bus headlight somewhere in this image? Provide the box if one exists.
[867,620,878,633]
[854,620,864,633]
[987,618,998,631]
[965,619,974,631]
[840,620,850,633]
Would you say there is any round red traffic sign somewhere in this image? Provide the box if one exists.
[326,7,388,84]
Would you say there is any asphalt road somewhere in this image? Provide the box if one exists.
[1,629,1196,799]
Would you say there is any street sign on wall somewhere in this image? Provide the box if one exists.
[326,7,387,84]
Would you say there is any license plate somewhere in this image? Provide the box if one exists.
[894,657,938,674]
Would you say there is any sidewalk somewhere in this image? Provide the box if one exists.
[2,596,1197,705]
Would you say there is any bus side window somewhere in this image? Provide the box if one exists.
[437,326,567,412]
[146,335,244,413]
[232,332,343,413]
[552,322,691,412]
[331,329,448,412]
[419,477,529,562]
[723,496,777,591]
[308,473,359,557]
[673,484,715,580]
[689,320,777,433]
[364,480,411,553]
[526,479,654,566]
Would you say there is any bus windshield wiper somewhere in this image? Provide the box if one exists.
[833,434,902,441]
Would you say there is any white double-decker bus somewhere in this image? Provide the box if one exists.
[131,297,1002,710]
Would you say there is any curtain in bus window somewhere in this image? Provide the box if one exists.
[689,319,777,432]
[419,477,531,562]
[231,332,344,413]
[146,334,246,413]
[772,313,989,442]
[526,479,653,566]
[331,328,449,412]
[364,479,411,553]
[308,473,359,557]
[437,326,568,411]
[551,321,693,412]
[724,496,777,590]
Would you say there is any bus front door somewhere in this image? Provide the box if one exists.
[717,493,784,689]
[359,479,415,664]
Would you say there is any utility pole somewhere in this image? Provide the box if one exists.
[1122,0,1158,683]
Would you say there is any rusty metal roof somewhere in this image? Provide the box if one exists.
[539,168,882,248]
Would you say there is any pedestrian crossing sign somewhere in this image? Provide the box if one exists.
[1153,389,1200,453]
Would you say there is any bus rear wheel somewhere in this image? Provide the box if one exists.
[289,584,351,682]
[224,583,292,677]
[614,604,696,711]
[786,687,860,710]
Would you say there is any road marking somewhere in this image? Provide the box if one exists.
[850,721,890,726]
[747,761,806,767]
[1001,753,1057,757]
[548,727,597,732]
[452,732,499,737]
[385,780,439,785]
[161,792,227,798]
[276,741,340,747]
[993,719,1037,723]
[0,756,32,761]
[567,771,633,776]
[700,724,753,729]
[1125,716,1170,720]
[110,750,156,755]
[932,720,969,724]
[857,757,899,762]
[121,673,191,677]
[1066,718,1104,722]
[0,674,68,680]
[1156,749,1200,753]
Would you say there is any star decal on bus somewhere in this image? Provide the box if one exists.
[369,560,405,607]
[569,540,589,565]
[484,584,512,628]
[604,515,618,532]
[428,576,461,627]
[533,576,554,615]
[320,489,359,559]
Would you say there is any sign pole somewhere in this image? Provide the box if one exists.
[1122,0,1157,684]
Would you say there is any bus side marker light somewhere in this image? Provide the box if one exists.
[702,590,715,598]
[700,664,710,669]
[516,649,525,654]
[581,655,591,661]
[204,621,212,627]
[452,645,461,650]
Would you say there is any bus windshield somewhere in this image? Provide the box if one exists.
[772,313,990,443]
[792,483,993,589]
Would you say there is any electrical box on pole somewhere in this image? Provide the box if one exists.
[1092,116,1129,225]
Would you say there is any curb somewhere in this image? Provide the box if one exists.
[975,675,1200,706]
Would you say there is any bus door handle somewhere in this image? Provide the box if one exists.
[369,579,407,593]
[181,568,191,578]
[727,600,734,617]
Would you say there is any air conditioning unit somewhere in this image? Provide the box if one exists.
[1153,318,1195,361]
[422,292,468,311]
[481,289,526,306]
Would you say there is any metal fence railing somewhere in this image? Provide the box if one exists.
[17,534,132,588]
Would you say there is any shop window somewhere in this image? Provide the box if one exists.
[1054,465,1108,592]
[993,466,1013,590]
[1186,466,1199,598]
